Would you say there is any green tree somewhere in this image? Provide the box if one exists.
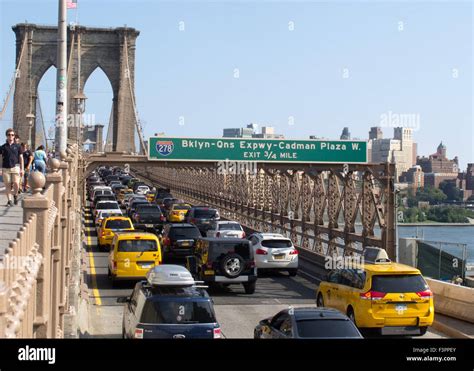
[439,180,463,201]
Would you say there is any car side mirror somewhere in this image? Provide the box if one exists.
[117,297,130,304]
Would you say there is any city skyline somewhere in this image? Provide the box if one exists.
[0,0,472,167]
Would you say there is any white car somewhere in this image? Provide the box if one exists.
[95,209,123,227]
[135,185,150,195]
[94,200,121,219]
[248,233,298,276]
[206,221,245,238]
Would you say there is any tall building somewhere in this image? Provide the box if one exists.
[416,142,459,188]
[223,124,255,138]
[368,127,416,181]
[369,126,383,140]
[339,127,351,140]
[252,126,284,139]
[399,165,424,190]
[223,124,284,139]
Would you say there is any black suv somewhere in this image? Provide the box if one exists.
[161,223,202,260]
[132,204,166,232]
[186,206,220,234]
[119,265,221,339]
[186,238,257,294]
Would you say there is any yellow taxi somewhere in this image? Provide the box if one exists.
[108,232,162,285]
[118,188,133,205]
[316,248,434,336]
[145,191,156,203]
[167,203,192,222]
[98,216,134,249]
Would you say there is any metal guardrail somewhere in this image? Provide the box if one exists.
[0,144,82,338]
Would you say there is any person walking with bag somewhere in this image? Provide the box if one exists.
[0,128,24,206]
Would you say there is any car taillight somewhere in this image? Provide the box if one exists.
[255,248,267,255]
[289,249,299,255]
[242,231,246,238]
[213,327,222,339]
[135,215,140,221]
[113,261,117,270]
[360,291,386,300]
[416,289,433,299]
[101,230,107,237]
[134,328,144,339]
[163,237,170,245]
[216,232,220,237]
[160,215,166,222]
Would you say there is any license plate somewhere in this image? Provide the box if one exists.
[141,263,152,269]
[395,304,408,314]
[181,242,190,247]
[274,255,285,260]
[145,224,153,228]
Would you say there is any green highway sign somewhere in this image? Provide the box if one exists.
[148,137,368,163]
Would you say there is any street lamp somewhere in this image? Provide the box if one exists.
[26,113,35,146]
[73,92,87,147]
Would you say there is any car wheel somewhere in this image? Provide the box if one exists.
[347,307,356,325]
[243,281,256,294]
[316,293,324,307]
[220,253,244,278]
[288,269,298,277]
[419,327,428,336]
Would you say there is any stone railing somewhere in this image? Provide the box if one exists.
[0,143,82,338]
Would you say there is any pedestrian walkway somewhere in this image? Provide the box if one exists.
[0,171,25,256]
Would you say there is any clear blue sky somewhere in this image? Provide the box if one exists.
[0,0,472,168]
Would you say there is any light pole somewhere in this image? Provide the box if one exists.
[26,113,35,146]
[73,92,87,149]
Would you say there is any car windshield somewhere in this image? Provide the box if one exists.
[105,219,132,229]
[117,239,157,252]
[218,223,242,231]
[137,205,162,214]
[169,227,201,240]
[371,274,428,293]
[209,241,250,260]
[296,319,361,338]
[261,239,292,248]
[96,202,119,210]
[194,209,217,218]
[140,300,216,324]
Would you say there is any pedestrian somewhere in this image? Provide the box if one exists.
[0,128,24,206]
[21,143,33,192]
[33,145,48,175]
[14,134,20,145]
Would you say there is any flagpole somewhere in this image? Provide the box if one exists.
[55,0,68,155]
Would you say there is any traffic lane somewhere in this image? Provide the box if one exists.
[83,207,134,306]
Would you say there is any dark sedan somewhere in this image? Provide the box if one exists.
[254,307,363,339]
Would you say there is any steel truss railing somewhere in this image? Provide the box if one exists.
[132,162,396,259]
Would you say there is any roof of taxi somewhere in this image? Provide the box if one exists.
[114,231,159,239]
[102,216,132,221]
[359,261,421,274]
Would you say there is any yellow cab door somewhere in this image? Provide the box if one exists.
[367,273,432,326]
[337,269,367,314]
[114,236,162,278]
[321,270,342,310]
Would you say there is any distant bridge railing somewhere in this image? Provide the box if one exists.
[0,144,82,338]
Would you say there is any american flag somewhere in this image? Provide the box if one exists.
[67,0,77,9]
